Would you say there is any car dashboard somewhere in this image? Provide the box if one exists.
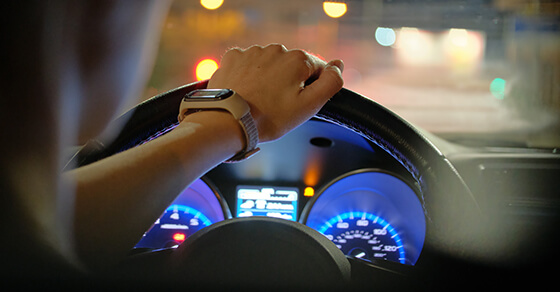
[71,84,559,288]
[132,119,427,266]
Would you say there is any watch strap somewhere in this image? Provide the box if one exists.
[225,111,260,163]
[177,89,260,163]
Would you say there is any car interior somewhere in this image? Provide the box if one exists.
[67,79,559,289]
[7,0,559,290]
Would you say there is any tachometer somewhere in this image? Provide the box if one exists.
[318,212,405,264]
[134,178,229,249]
[135,204,212,248]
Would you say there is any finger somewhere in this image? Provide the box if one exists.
[304,55,328,84]
[300,59,344,103]
[264,43,288,52]
[219,47,243,66]
[226,46,244,54]
[286,50,326,85]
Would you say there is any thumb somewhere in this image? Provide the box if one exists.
[301,59,344,103]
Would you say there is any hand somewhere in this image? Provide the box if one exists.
[207,44,344,142]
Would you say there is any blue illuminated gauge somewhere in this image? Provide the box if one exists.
[135,204,213,249]
[134,178,228,249]
[318,212,405,264]
[303,170,426,265]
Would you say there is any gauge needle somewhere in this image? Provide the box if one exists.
[355,252,366,258]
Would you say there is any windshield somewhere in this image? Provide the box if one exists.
[143,0,560,148]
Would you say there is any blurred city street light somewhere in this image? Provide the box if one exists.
[196,58,219,81]
[201,0,224,10]
[323,1,347,18]
[375,27,397,47]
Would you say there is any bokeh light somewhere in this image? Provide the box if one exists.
[375,27,396,47]
[323,2,347,18]
[490,78,507,100]
[448,28,469,47]
[195,59,219,81]
[443,28,484,67]
[200,0,224,10]
[394,27,435,66]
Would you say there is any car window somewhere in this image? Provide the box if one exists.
[143,0,560,148]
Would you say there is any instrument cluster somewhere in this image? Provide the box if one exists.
[133,120,427,266]
[134,169,425,265]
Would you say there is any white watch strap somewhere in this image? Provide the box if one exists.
[178,89,260,163]
[225,111,260,163]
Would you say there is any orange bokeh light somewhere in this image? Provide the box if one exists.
[195,58,219,81]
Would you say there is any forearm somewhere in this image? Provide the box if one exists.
[65,44,343,271]
[66,111,244,269]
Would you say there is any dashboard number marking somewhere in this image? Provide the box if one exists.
[318,211,406,264]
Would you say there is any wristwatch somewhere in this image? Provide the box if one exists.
[178,89,260,162]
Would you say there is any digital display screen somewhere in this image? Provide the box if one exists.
[236,186,299,221]
[186,89,233,100]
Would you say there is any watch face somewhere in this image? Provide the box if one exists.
[185,89,234,101]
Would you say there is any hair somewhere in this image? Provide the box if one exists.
[0,0,169,279]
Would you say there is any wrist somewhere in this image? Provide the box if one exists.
[178,110,246,159]
[178,89,260,162]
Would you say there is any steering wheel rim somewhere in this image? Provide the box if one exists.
[71,81,483,287]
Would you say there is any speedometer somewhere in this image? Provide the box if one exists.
[318,212,405,264]
[302,169,426,265]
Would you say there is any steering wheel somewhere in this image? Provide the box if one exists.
[70,81,482,289]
